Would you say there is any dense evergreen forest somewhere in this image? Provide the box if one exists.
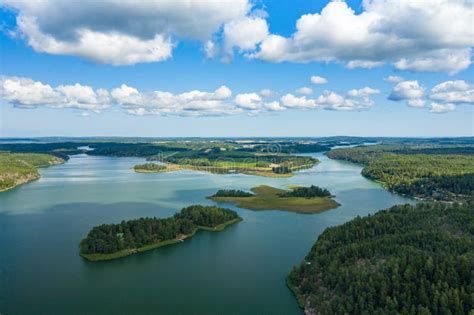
[80,205,241,256]
[280,185,331,198]
[327,145,474,201]
[288,202,474,315]
[212,189,253,197]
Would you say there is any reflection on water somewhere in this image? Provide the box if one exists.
[0,153,414,314]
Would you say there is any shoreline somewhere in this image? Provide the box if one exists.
[0,157,65,192]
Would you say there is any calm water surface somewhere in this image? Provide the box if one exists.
[0,153,413,314]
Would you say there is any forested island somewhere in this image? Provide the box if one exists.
[208,185,339,213]
[327,144,474,201]
[288,202,474,314]
[152,147,318,177]
[0,153,64,192]
[79,205,241,261]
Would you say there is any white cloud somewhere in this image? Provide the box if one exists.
[347,87,380,98]
[310,76,328,84]
[407,99,426,108]
[259,89,275,97]
[384,76,404,83]
[204,40,218,59]
[394,49,471,75]
[388,80,425,107]
[429,80,474,104]
[234,93,262,109]
[114,84,236,116]
[250,0,474,73]
[388,79,474,112]
[296,87,313,95]
[223,16,268,55]
[316,90,375,111]
[0,76,59,108]
[3,0,251,65]
[280,94,316,109]
[0,76,387,116]
[264,101,285,111]
[429,102,456,113]
[0,76,110,111]
[111,84,147,106]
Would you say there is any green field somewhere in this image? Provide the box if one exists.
[208,185,339,213]
[0,152,64,192]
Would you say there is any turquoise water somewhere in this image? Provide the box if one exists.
[0,153,413,314]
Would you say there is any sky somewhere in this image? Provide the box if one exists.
[0,0,473,137]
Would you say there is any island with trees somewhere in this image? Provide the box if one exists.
[288,202,474,314]
[208,185,339,213]
[152,147,318,177]
[327,144,474,201]
[0,152,64,192]
[79,205,242,261]
[134,163,168,172]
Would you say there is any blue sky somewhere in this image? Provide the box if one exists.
[0,0,473,137]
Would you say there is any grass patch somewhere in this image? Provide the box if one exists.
[208,185,339,214]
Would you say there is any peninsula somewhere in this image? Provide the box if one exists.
[0,152,64,192]
[79,205,242,261]
[208,185,339,213]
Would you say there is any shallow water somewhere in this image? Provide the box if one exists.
[0,153,413,314]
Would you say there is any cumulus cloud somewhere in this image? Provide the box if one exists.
[264,101,285,111]
[223,16,268,56]
[310,76,328,84]
[296,87,313,95]
[113,84,236,116]
[3,0,251,65]
[316,90,376,111]
[347,87,380,98]
[429,80,474,104]
[388,79,474,112]
[234,93,262,109]
[280,94,316,109]
[0,76,110,111]
[429,102,456,113]
[388,80,425,107]
[250,0,474,74]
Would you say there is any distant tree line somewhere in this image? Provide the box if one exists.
[280,185,331,198]
[327,145,474,201]
[80,205,240,255]
[288,202,474,315]
[134,163,166,171]
[212,189,253,197]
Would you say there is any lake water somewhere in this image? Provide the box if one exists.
[0,153,413,314]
